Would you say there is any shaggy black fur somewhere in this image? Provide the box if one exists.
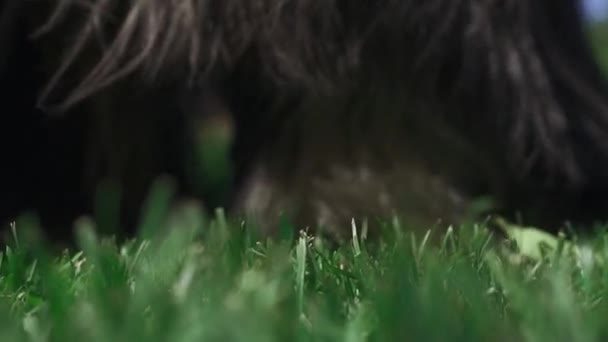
[1,0,608,240]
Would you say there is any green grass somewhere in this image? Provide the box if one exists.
[2,183,608,342]
[590,21,608,73]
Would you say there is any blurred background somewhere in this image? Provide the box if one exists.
[587,0,608,76]
[585,0,608,21]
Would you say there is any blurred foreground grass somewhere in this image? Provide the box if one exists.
[1,181,608,342]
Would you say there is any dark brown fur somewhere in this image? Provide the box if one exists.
[2,0,608,240]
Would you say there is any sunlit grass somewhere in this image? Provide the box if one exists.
[1,181,608,342]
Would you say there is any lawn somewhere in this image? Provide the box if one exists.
[1,181,608,342]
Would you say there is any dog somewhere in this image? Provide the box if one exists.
[1,0,608,240]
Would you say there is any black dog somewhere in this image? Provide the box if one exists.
[1,0,608,240]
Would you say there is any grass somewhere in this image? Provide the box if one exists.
[1,182,608,342]
[590,21,608,74]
